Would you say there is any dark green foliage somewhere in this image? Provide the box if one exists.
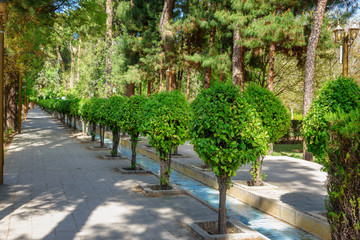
[244,84,290,143]
[123,95,148,169]
[302,76,360,162]
[190,83,268,180]
[103,96,126,131]
[141,91,191,188]
[324,110,360,240]
[190,82,268,234]
[103,96,126,157]
[278,120,303,144]
[244,84,290,184]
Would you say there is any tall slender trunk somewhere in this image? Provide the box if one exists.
[139,83,142,95]
[130,134,138,170]
[217,175,228,234]
[160,0,176,90]
[5,81,16,129]
[186,67,190,100]
[232,25,245,91]
[268,42,276,92]
[69,40,76,89]
[76,36,81,83]
[56,45,66,91]
[204,27,216,89]
[105,0,113,97]
[82,120,86,136]
[303,0,328,161]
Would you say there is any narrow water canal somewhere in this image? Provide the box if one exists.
[87,129,318,240]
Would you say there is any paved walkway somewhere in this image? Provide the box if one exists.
[0,107,215,240]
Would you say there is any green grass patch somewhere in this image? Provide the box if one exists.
[272,144,303,159]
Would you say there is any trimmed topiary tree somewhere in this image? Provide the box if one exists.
[141,91,190,189]
[302,76,360,162]
[324,110,360,240]
[190,83,268,234]
[82,98,99,141]
[244,84,290,186]
[94,98,108,148]
[103,96,126,157]
[122,95,147,169]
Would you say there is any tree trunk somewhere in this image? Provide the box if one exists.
[126,83,135,97]
[303,0,327,161]
[186,67,190,100]
[76,36,81,83]
[112,128,120,157]
[160,151,170,190]
[268,42,276,92]
[91,122,96,141]
[217,175,228,234]
[82,120,86,136]
[100,125,105,148]
[105,0,113,97]
[204,27,216,89]
[232,26,245,91]
[160,0,176,90]
[139,83,142,95]
[253,157,264,186]
[69,40,76,89]
[56,45,66,92]
[147,80,151,96]
[5,81,16,129]
[130,134,138,170]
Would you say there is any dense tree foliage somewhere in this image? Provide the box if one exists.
[190,83,268,234]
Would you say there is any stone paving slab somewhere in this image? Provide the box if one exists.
[0,107,217,240]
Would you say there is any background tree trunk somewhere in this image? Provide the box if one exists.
[76,36,81,83]
[112,129,120,157]
[126,83,135,97]
[232,26,245,91]
[105,0,113,97]
[268,42,276,92]
[186,67,190,100]
[303,0,328,161]
[160,0,176,90]
[69,40,76,89]
[56,45,66,91]
[204,27,216,89]
[147,80,151,96]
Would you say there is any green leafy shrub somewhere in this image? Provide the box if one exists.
[324,110,360,239]
[190,83,268,234]
[302,76,360,162]
[103,96,126,157]
[244,84,290,185]
[141,91,190,189]
[122,95,147,169]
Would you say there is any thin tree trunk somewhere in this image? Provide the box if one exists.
[303,0,328,161]
[186,67,190,100]
[56,45,66,91]
[100,125,105,148]
[112,129,120,157]
[217,175,228,234]
[69,40,76,89]
[82,120,85,136]
[160,151,170,190]
[130,134,138,170]
[232,26,245,91]
[204,27,216,89]
[160,0,176,90]
[76,36,81,83]
[147,80,151,96]
[268,42,276,92]
[139,83,142,95]
[105,0,113,97]
[91,122,96,141]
